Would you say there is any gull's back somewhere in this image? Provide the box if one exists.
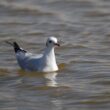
[16,52,43,71]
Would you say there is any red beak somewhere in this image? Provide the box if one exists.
[55,43,60,47]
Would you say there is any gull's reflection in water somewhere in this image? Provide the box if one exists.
[18,70,58,88]
[17,63,65,88]
[44,72,58,87]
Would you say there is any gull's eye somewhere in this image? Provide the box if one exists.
[49,40,52,43]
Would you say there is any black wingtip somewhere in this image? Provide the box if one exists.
[13,42,27,53]
[13,42,20,53]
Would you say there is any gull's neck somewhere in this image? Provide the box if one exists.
[43,46,56,64]
[42,46,58,71]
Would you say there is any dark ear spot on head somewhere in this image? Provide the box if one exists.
[49,40,52,43]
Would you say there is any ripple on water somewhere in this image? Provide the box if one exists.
[0,0,110,110]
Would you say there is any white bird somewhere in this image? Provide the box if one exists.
[10,36,60,72]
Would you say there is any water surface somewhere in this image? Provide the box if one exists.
[0,0,110,110]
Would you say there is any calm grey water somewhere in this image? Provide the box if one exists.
[0,0,110,110]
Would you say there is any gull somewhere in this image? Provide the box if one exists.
[7,36,60,72]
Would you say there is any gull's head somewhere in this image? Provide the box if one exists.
[46,36,60,48]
